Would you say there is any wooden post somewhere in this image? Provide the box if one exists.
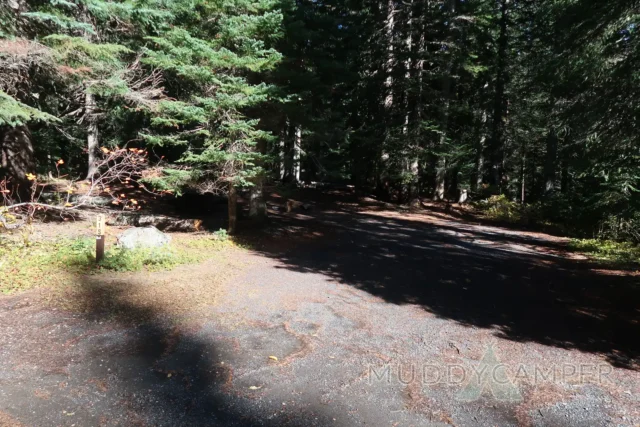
[96,214,105,263]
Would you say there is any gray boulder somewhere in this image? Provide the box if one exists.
[117,226,171,250]
[107,213,201,231]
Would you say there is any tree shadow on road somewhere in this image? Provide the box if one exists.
[3,274,334,426]
[245,206,640,370]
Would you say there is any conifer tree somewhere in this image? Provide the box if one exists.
[140,0,282,232]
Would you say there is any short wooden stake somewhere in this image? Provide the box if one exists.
[96,214,106,263]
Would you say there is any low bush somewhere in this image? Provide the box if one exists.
[474,195,541,225]
[596,213,640,244]
[569,238,640,266]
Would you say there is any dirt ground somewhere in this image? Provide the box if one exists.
[0,195,639,426]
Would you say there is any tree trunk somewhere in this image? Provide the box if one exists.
[0,125,35,191]
[383,0,394,112]
[489,0,509,190]
[434,157,446,200]
[520,139,526,204]
[560,148,569,193]
[279,120,286,181]
[403,0,418,202]
[433,0,456,201]
[473,83,489,192]
[410,1,426,201]
[475,136,485,192]
[377,0,395,196]
[281,120,297,183]
[543,128,557,194]
[249,139,267,220]
[402,0,413,137]
[228,183,237,234]
[85,91,99,180]
[293,124,301,183]
[248,179,266,220]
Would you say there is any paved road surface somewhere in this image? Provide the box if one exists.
[0,204,638,426]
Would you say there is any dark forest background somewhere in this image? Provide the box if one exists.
[1,0,639,241]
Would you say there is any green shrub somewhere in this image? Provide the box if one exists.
[47,237,188,272]
[213,228,228,241]
[596,213,640,244]
[569,238,640,265]
[474,195,535,224]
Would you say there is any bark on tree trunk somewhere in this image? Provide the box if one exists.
[281,120,299,183]
[543,129,557,194]
[248,179,266,219]
[85,91,99,180]
[279,117,289,181]
[434,157,446,200]
[433,0,456,201]
[473,88,489,192]
[402,0,413,137]
[249,139,267,220]
[279,126,285,181]
[520,139,526,204]
[383,0,394,112]
[560,148,569,193]
[410,1,426,202]
[0,125,35,191]
[228,183,237,234]
[475,136,485,192]
[402,0,417,202]
[377,0,395,197]
[489,0,509,190]
[293,124,301,183]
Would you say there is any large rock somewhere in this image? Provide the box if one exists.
[117,226,171,250]
[107,213,202,231]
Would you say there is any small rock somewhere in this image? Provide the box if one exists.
[117,226,171,250]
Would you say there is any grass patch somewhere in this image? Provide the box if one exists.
[0,233,232,294]
[569,238,640,266]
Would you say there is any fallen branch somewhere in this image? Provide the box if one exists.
[1,147,158,230]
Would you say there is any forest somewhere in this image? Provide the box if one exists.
[1,0,639,241]
[1,2,640,425]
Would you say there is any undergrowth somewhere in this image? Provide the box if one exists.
[474,194,540,225]
[0,233,232,294]
[568,239,640,266]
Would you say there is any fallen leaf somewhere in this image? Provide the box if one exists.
[268,356,278,361]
